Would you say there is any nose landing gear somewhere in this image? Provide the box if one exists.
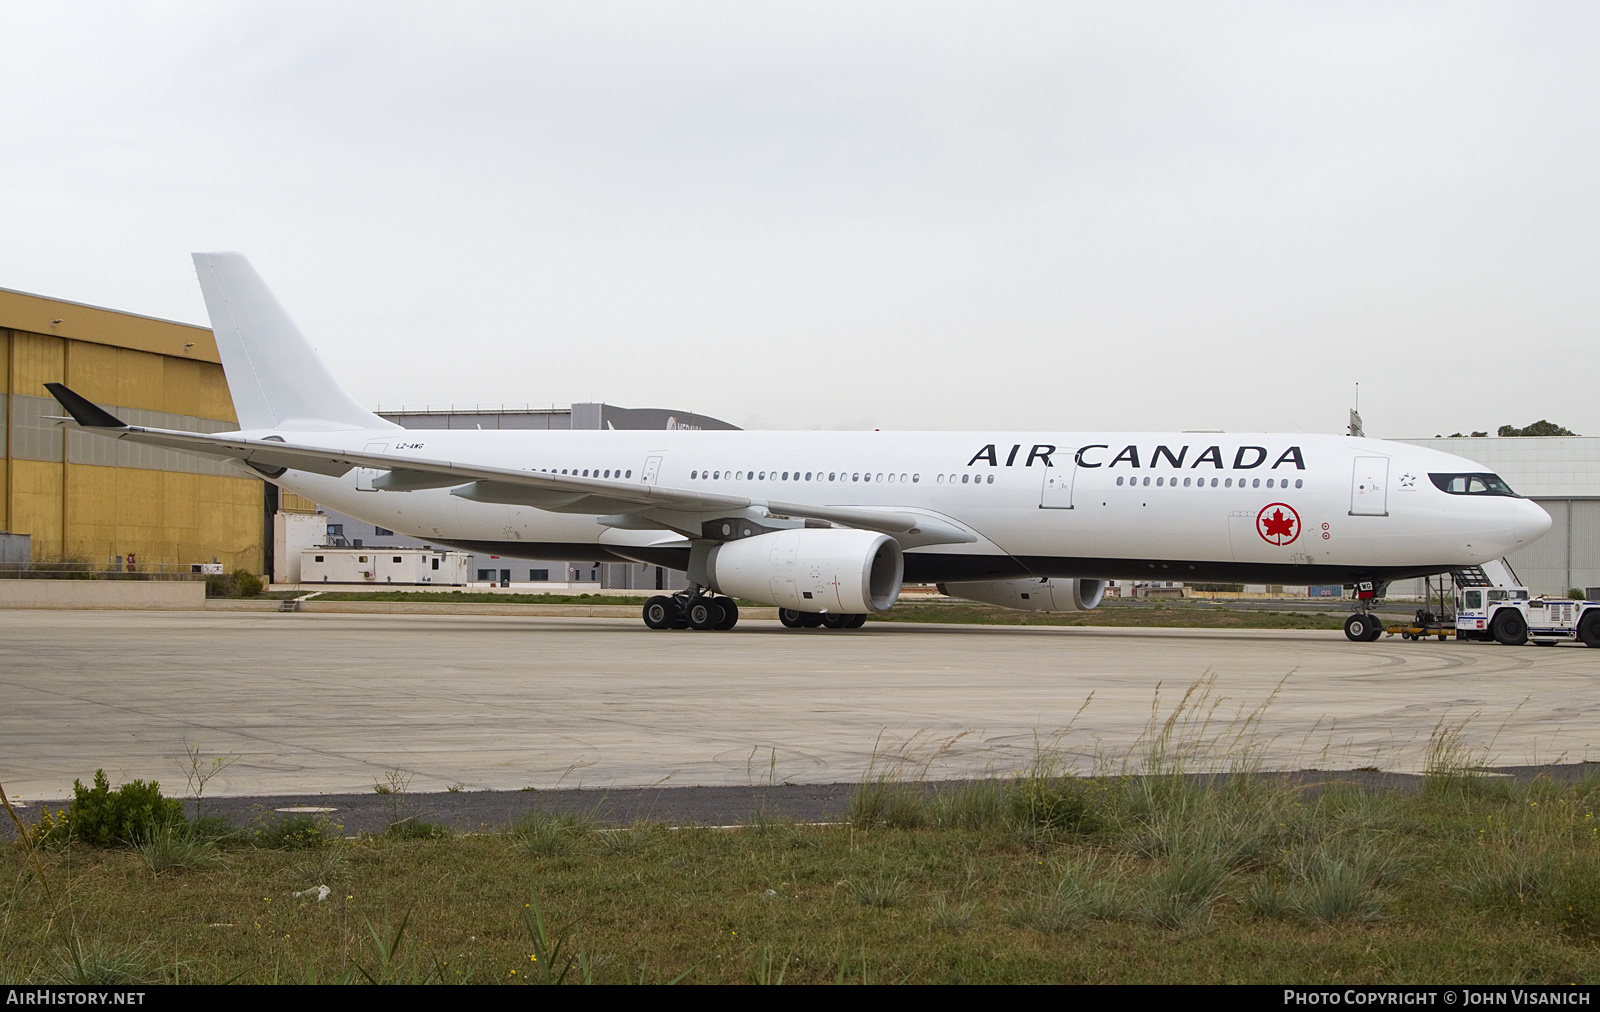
[1344,613,1384,642]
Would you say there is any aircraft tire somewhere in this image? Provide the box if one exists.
[821,614,851,629]
[798,612,825,628]
[687,598,724,631]
[716,598,739,630]
[1491,609,1528,646]
[844,613,868,629]
[1578,611,1600,648]
[1344,614,1378,642]
[778,608,806,628]
[643,596,677,630]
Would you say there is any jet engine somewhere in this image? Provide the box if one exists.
[704,528,903,614]
[938,577,1107,612]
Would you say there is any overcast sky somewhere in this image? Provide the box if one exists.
[2,2,1596,437]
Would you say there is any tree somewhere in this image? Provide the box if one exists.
[1497,420,1577,437]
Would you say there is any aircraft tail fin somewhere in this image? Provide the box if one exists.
[191,252,397,431]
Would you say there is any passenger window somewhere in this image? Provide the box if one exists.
[1156,477,1164,487]
[1117,476,1124,486]
[691,470,697,479]
[1266,478,1273,488]
[986,474,994,484]
[782,472,788,480]
[1294,479,1302,488]
[853,473,861,482]
[1211,478,1218,487]
[1225,478,1232,487]
[1183,477,1191,487]
[805,472,812,480]
[1252,478,1260,488]
[962,474,969,484]
[912,474,919,482]
[828,472,836,481]
[877,473,884,482]
[1143,476,1150,486]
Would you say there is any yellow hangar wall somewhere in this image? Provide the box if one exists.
[1,286,263,571]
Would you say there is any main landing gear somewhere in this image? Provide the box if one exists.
[639,588,866,632]
[642,592,739,631]
[1343,613,1384,642]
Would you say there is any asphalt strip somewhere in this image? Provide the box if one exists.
[8,765,1595,838]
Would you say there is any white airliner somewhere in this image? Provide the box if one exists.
[46,253,1552,640]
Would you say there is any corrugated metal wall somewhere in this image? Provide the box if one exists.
[1,313,264,571]
[1506,499,1600,597]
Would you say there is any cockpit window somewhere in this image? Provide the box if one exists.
[1428,473,1521,497]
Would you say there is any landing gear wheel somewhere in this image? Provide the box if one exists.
[821,613,851,629]
[1491,609,1528,646]
[844,613,868,629]
[643,596,678,630]
[715,598,739,630]
[779,608,806,629]
[1344,614,1379,642]
[1580,611,1600,648]
[687,598,725,631]
[798,612,825,628]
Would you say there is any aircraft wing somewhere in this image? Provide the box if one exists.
[45,384,977,546]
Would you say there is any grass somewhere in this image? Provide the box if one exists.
[4,773,1600,983]
[135,824,223,874]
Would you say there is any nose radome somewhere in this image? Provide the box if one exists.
[1517,499,1554,545]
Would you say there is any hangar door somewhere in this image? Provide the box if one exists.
[1349,456,1389,516]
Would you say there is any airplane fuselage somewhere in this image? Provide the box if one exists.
[272,428,1551,586]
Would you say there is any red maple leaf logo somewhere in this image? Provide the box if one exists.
[1261,509,1295,539]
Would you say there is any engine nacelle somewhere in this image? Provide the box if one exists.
[705,528,903,614]
[938,577,1106,612]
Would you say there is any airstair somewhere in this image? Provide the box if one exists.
[1451,558,1521,590]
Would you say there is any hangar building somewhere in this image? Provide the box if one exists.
[0,286,263,572]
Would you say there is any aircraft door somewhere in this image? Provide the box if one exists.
[1040,462,1077,509]
[356,442,389,491]
[1349,456,1389,516]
